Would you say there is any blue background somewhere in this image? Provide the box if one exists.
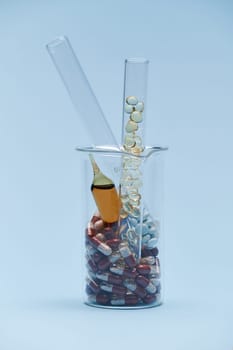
[0,0,233,349]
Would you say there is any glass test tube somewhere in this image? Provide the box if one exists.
[120,59,149,260]
[46,36,118,147]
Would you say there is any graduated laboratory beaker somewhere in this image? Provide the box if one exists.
[77,145,167,309]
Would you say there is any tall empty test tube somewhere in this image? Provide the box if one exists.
[46,36,118,147]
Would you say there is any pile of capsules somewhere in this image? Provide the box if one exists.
[85,209,161,307]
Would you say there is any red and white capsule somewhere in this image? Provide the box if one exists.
[97,252,121,270]
[96,272,123,285]
[88,236,112,256]
[123,280,147,298]
[86,222,96,237]
[135,275,156,294]
[119,243,136,268]
[88,293,109,305]
[110,265,138,279]
[143,293,161,305]
[100,283,127,295]
[86,278,100,294]
[110,294,139,306]
[86,258,98,273]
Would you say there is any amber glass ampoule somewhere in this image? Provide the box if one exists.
[89,154,121,223]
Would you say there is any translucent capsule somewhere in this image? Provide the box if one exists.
[148,225,159,237]
[110,265,138,279]
[119,223,128,236]
[124,135,136,148]
[128,191,141,202]
[135,275,156,294]
[128,217,138,227]
[135,101,144,112]
[88,293,110,305]
[124,103,134,113]
[126,96,138,105]
[130,111,143,123]
[126,204,140,218]
[135,223,148,235]
[145,237,158,249]
[100,282,127,295]
[120,194,130,204]
[142,234,151,245]
[125,120,138,133]
[131,146,145,154]
[89,236,112,256]
[123,280,147,298]
[126,228,137,242]
[150,278,161,287]
[110,294,139,306]
[119,243,137,268]
[134,135,143,147]
[122,156,141,170]
[96,272,123,285]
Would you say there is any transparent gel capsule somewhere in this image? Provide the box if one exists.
[128,190,141,202]
[125,103,134,113]
[142,234,151,245]
[135,101,144,112]
[125,120,138,133]
[130,111,143,123]
[126,228,138,243]
[124,135,136,148]
[126,96,138,105]
[145,237,158,249]
[131,146,145,154]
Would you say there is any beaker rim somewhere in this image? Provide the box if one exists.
[76,145,168,158]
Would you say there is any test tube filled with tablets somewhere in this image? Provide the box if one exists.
[47,37,167,309]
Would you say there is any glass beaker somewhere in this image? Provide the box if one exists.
[77,145,167,309]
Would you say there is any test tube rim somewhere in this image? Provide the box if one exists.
[76,145,168,159]
[125,58,149,64]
